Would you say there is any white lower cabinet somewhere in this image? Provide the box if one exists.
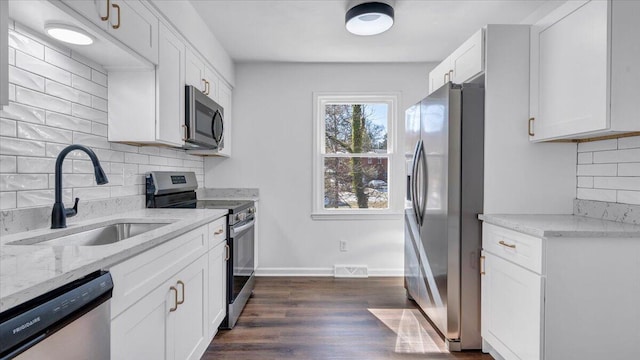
[481,222,640,360]
[110,216,229,360]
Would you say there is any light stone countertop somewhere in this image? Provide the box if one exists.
[0,208,227,312]
[479,214,640,238]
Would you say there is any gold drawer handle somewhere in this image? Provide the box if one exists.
[101,0,110,21]
[480,255,485,275]
[499,240,516,249]
[528,117,535,136]
[214,228,224,236]
[224,244,230,261]
[169,286,178,312]
[176,280,185,305]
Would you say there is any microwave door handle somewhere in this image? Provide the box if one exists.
[213,110,224,144]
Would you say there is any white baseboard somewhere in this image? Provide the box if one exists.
[255,267,404,277]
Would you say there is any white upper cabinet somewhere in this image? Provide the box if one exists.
[529,0,640,141]
[186,49,207,93]
[1,0,8,108]
[204,65,220,102]
[428,29,484,94]
[62,0,158,64]
[156,23,185,147]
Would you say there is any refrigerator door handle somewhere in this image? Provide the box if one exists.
[411,140,422,225]
[417,142,428,225]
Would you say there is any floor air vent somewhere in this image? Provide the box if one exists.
[334,265,368,278]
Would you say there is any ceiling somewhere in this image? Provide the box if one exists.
[189,0,548,63]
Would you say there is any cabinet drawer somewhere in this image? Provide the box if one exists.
[108,225,208,318]
[208,216,227,249]
[483,223,543,274]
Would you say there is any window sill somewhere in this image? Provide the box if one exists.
[311,212,403,221]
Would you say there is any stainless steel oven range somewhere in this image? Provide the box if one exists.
[145,171,255,329]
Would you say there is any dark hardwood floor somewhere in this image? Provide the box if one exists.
[203,277,493,360]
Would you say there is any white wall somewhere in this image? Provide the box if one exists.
[0,21,204,210]
[576,136,640,205]
[204,62,432,276]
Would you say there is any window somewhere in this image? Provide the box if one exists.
[312,93,399,219]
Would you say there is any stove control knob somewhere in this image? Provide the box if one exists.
[237,213,246,221]
[248,207,256,214]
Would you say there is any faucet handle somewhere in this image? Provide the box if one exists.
[65,197,80,217]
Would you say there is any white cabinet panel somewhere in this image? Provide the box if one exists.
[450,29,484,84]
[428,59,451,95]
[482,252,542,360]
[157,23,185,147]
[107,0,158,64]
[208,240,227,338]
[204,65,220,102]
[529,0,640,141]
[186,49,206,92]
[61,0,109,28]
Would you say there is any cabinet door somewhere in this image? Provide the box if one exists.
[157,23,185,147]
[171,255,209,360]
[449,29,484,84]
[186,49,207,93]
[529,0,608,141]
[107,0,159,64]
[204,65,220,102]
[61,0,109,28]
[428,58,451,95]
[208,240,227,337]
[111,279,172,360]
[482,252,542,360]
[216,82,232,157]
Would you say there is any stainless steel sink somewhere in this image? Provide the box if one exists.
[8,221,173,246]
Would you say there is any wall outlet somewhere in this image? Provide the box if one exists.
[339,240,347,252]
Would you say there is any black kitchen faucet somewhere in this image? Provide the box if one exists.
[51,144,109,229]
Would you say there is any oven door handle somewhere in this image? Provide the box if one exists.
[231,219,255,237]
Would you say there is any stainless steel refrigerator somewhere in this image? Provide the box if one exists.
[404,82,484,350]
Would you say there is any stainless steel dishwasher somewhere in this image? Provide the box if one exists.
[0,271,113,360]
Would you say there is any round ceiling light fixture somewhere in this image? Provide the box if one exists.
[44,23,94,46]
[345,1,394,36]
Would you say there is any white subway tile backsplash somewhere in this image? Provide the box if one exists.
[8,30,44,59]
[617,190,640,205]
[91,70,107,87]
[619,163,640,177]
[91,96,107,112]
[71,75,107,99]
[593,148,640,164]
[15,51,71,85]
[17,123,73,144]
[0,192,17,209]
[72,132,111,150]
[0,102,45,124]
[46,112,92,133]
[44,48,91,79]
[0,156,17,173]
[16,87,71,114]
[576,137,640,206]
[45,80,92,106]
[9,66,45,92]
[0,174,48,191]
[91,122,108,137]
[576,188,617,202]
[1,137,45,156]
[0,119,17,137]
[71,103,107,123]
[1,24,204,210]
[618,136,640,150]
[577,139,617,152]
[17,157,71,174]
[577,164,617,176]
[125,153,149,165]
[577,177,594,188]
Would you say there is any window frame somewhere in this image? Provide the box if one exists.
[312,92,401,220]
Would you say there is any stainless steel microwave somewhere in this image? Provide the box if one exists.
[184,85,224,150]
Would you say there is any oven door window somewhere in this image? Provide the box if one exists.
[231,219,254,303]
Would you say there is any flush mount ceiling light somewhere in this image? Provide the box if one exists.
[44,23,94,45]
[345,1,394,36]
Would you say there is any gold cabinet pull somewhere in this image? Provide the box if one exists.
[202,79,207,94]
[448,69,454,80]
[443,72,449,83]
[528,117,535,136]
[181,124,188,141]
[498,240,516,249]
[214,228,224,236]
[224,244,230,261]
[169,286,178,312]
[205,80,211,95]
[101,0,110,21]
[480,255,486,275]
[111,3,121,29]
[176,280,185,305]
